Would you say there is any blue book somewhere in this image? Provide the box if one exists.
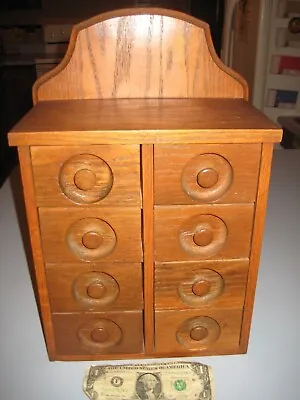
[275,90,298,107]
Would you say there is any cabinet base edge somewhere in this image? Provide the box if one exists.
[48,347,247,361]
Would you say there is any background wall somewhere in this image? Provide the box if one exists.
[0,0,190,24]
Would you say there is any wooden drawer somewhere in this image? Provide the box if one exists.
[31,145,141,207]
[39,208,142,263]
[155,260,248,310]
[155,308,243,354]
[154,204,254,261]
[53,311,144,355]
[46,263,143,312]
[154,144,261,204]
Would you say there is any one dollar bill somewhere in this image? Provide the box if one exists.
[83,361,214,400]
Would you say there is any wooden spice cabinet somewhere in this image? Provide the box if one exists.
[8,9,282,361]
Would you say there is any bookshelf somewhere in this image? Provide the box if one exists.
[263,0,300,124]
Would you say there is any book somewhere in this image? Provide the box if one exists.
[266,89,298,108]
[270,55,300,75]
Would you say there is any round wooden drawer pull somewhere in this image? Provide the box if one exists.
[178,269,224,306]
[193,228,213,247]
[197,168,218,188]
[190,326,208,341]
[59,154,113,204]
[192,279,211,297]
[179,214,227,257]
[182,153,233,202]
[87,281,107,299]
[176,316,221,350]
[72,272,120,309]
[67,218,116,262]
[74,168,97,191]
[78,319,122,352]
[90,327,110,343]
[82,231,103,249]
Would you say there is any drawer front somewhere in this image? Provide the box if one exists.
[155,260,248,310]
[46,263,143,312]
[154,205,254,261]
[155,308,243,354]
[154,144,261,205]
[39,208,142,263]
[31,145,141,207]
[53,311,144,355]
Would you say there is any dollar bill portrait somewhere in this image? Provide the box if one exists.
[135,373,162,400]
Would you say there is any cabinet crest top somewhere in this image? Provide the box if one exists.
[33,8,248,103]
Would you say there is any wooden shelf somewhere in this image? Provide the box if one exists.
[267,74,300,90]
[263,106,298,122]
[272,46,300,56]
[8,99,281,146]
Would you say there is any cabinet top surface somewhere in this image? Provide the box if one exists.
[8,98,282,146]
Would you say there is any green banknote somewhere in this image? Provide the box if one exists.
[83,362,214,400]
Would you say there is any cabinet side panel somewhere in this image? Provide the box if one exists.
[141,144,154,354]
[240,142,274,352]
[17,146,56,358]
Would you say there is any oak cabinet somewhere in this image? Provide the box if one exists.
[8,9,282,361]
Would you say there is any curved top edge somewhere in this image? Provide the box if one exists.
[73,7,212,32]
[32,7,248,104]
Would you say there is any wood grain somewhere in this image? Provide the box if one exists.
[155,260,249,310]
[154,144,261,204]
[31,145,141,207]
[17,147,56,358]
[8,8,282,361]
[155,308,243,354]
[32,8,247,103]
[39,207,142,263]
[240,143,274,352]
[8,99,282,146]
[46,263,143,312]
[52,347,245,361]
[141,145,155,354]
[154,204,254,262]
[52,311,144,355]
